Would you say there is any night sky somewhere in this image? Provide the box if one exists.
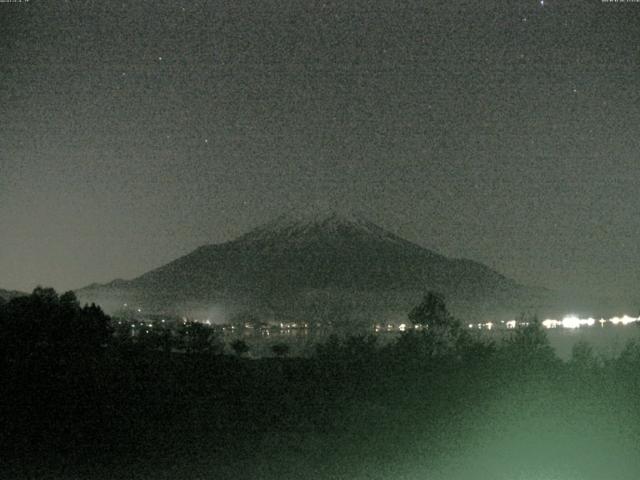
[2,0,639,302]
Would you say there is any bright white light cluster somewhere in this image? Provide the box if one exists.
[542,318,561,329]
[552,315,596,329]
[468,314,640,330]
[610,315,638,326]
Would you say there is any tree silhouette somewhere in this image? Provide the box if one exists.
[504,314,556,368]
[404,292,465,358]
[0,287,111,359]
[570,340,599,372]
[176,321,206,353]
[185,322,223,354]
[59,290,80,311]
[271,343,290,358]
[408,291,452,328]
[231,339,249,357]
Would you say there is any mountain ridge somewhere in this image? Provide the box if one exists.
[77,212,550,322]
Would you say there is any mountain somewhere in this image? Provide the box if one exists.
[77,212,550,324]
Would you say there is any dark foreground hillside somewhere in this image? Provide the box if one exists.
[3,290,640,479]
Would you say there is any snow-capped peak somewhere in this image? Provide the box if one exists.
[236,211,408,246]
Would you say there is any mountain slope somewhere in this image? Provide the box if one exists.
[77,213,549,321]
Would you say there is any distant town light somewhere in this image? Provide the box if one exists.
[621,315,637,325]
[561,315,581,329]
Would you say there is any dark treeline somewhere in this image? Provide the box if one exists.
[2,289,640,479]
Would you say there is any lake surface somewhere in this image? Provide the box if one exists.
[546,325,640,359]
